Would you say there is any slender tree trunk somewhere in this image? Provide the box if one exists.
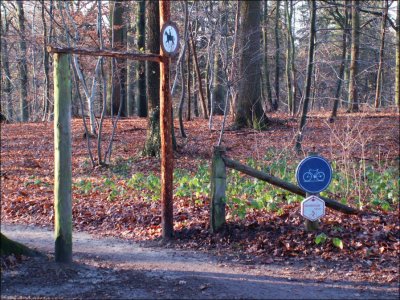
[190,29,208,119]
[53,53,72,263]
[374,0,388,108]
[284,0,295,115]
[187,38,192,119]
[17,1,28,122]
[396,0,400,109]
[144,0,161,156]
[111,1,127,117]
[1,8,12,120]
[178,1,189,137]
[126,4,135,117]
[160,0,174,240]
[137,0,147,117]
[295,0,316,153]
[348,0,360,112]
[273,0,281,111]
[330,0,349,121]
[41,1,51,121]
[229,1,240,120]
[263,0,274,111]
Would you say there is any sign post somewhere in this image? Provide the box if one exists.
[296,154,332,231]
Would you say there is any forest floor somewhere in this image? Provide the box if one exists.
[1,110,399,298]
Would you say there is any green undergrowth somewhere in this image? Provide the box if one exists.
[72,148,399,218]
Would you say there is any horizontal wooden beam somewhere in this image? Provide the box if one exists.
[47,46,163,63]
[222,156,360,215]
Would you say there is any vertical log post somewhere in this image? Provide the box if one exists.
[160,0,174,240]
[210,146,227,233]
[53,53,72,263]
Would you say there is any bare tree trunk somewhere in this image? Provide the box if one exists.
[284,0,295,115]
[374,0,388,108]
[126,2,135,117]
[229,1,240,120]
[17,1,29,122]
[137,0,147,117]
[348,0,360,112]
[295,0,316,153]
[273,0,281,111]
[234,0,267,129]
[1,7,13,120]
[41,0,51,121]
[144,0,161,156]
[178,1,189,138]
[190,27,208,119]
[330,0,349,122]
[263,0,273,111]
[111,1,127,117]
[187,38,192,119]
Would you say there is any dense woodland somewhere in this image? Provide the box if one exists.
[1,2,400,295]
[1,1,399,134]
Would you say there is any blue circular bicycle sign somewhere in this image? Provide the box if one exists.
[296,155,332,194]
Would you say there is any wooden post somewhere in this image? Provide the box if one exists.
[160,0,174,240]
[54,53,72,263]
[210,146,227,233]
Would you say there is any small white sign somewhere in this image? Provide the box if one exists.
[301,195,325,221]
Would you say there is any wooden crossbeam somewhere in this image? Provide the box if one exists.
[47,45,163,63]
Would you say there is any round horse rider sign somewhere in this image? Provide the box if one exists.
[296,155,332,194]
[161,21,180,57]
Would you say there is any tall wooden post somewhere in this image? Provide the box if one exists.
[210,146,227,233]
[53,53,72,263]
[160,1,174,240]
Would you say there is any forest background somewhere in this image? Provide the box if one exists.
[1,0,399,286]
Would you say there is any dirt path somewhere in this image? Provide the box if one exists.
[1,223,398,299]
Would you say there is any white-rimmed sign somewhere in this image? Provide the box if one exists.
[161,22,179,57]
[301,195,325,221]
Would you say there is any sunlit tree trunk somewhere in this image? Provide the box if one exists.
[234,0,267,129]
[41,0,51,121]
[144,0,161,156]
[126,3,135,117]
[263,0,274,111]
[111,1,127,117]
[1,7,12,120]
[17,1,29,122]
[348,0,360,112]
[285,0,296,116]
[374,0,388,108]
[295,0,316,153]
[330,0,349,121]
[273,0,281,111]
[137,0,147,117]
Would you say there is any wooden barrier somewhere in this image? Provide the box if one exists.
[209,146,360,232]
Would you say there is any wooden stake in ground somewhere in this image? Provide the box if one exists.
[160,0,174,240]
[53,53,72,263]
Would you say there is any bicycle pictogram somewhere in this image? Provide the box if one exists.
[302,169,325,183]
